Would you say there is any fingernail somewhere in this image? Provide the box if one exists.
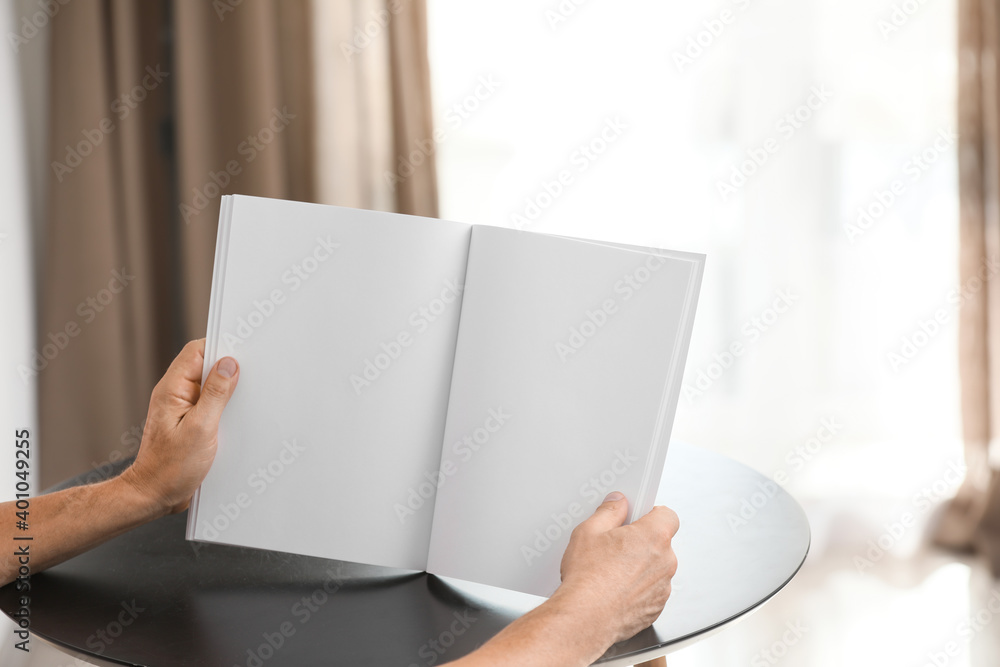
[218,357,238,378]
[604,491,625,503]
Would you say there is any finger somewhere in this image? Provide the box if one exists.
[156,339,208,404]
[187,356,240,432]
[632,505,680,539]
[580,491,629,534]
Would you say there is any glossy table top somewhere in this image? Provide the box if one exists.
[0,442,809,666]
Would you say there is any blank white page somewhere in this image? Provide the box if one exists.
[187,195,471,571]
[426,225,703,596]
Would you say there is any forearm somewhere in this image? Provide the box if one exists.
[0,473,165,587]
[449,590,614,667]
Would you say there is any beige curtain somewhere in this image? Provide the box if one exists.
[40,0,176,488]
[387,0,438,216]
[38,0,438,487]
[933,0,1000,571]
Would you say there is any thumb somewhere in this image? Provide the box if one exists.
[190,357,239,430]
[583,491,629,534]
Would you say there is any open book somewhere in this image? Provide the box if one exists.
[186,195,704,597]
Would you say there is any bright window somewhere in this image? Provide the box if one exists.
[427,0,960,499]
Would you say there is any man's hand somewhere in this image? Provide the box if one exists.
[450,494,679,667]
[0,339,240,587]
[556,492,679,644]
[120,339,240,514]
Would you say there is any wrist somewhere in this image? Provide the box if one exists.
[113,467,172,521]
[546,584,619,657]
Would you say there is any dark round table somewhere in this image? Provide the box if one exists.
[0,442,809,666]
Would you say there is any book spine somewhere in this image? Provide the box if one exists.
[631,257,705,522]
[185,194,236,542]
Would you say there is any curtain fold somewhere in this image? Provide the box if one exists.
[310,0,439,216]
[933,0,1000,571]
[38,0,437,487]
[388,0,439,217]
[312,0,394,211]
[39,0,172,487]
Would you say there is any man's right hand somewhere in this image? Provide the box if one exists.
[555,492,680,645]
[443,492,679,666]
